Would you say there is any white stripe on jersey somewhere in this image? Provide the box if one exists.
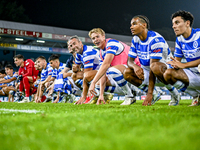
[128,30,171,67]
[4,75,16,87]
[128,51,137,57]
[177,29,200,43]
[75,45,101,70]
[175,42,181,50]
[41,63,53,81]
[106,41,124,55]
[151,42,165,50]
[52,63,65,78]
[174,29,200,74]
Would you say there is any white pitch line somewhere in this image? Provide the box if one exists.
[0,108,44,113]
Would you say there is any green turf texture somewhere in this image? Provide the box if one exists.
[0,100,200,150]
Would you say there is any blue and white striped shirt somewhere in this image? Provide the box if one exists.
[40,63,53,81]
[4,72,18,87]
[128,30,171,70]
[101,39,125,59]
[174,28,200,73]
[52,62,65,78]
[75,45,102,70]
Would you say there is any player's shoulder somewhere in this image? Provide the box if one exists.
[149,31,166,44]
[4,75,9,79]
[25,59,33,63]
[25,59,34,66]
[84,45,94,52]
[47,63,52,68]
[106,38,120,45]
[60,62,64,67]
[132,35,141,43]
[177,28,200,42]
[106,38,124,50]
[193,28,200,33]
[149,31,164,39]
[190,28,200,39]
[84,45,98,55]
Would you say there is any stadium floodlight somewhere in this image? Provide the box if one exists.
[15,38,24,41]
[36,40,45,43]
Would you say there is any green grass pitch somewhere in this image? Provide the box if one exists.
[0,100,200,150]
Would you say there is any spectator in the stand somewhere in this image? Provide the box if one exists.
[14,54,39,103]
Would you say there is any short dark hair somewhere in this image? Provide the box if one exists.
[5,64,13,70]
[133,15,150,29]
[13,54,24,60]
[48,54,60,62]
[171,10,194,27]
[36,56,46,61]
[0,69,6,74]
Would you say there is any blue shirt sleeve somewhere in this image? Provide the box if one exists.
[65,55,74,69]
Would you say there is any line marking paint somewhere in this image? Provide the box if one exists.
[0,108,44,114]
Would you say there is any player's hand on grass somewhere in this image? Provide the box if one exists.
[96,95,105,105]
[36,98,41,103]
[53,97,59,103]
[142,93,153,106]
[75,97,85,105]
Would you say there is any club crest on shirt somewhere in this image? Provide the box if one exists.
[193,41,198,49]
